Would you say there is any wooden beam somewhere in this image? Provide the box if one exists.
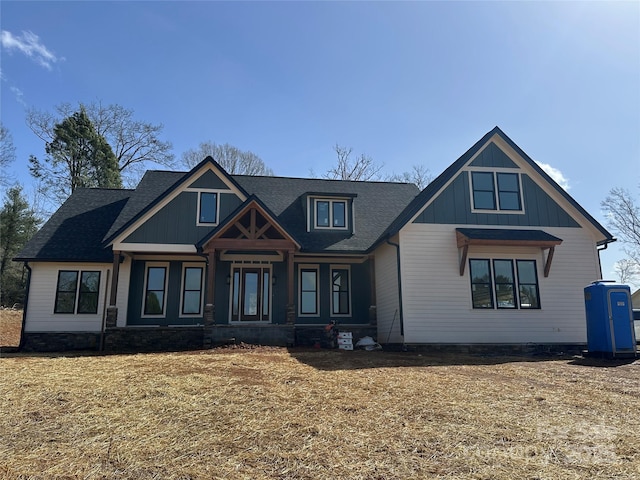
[109,251,121,306]
[369,255,376,305]
[234,221,252,240]
[250,208,257,238]
[287,249,295,310]
[459,244,469,276]
[206,250,216,304]
[544,246,555,277]
[206,238,297,250]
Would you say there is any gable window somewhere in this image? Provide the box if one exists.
[54,270,101,314]
[469,259,540,310]
[199,192,218,224]
[181,265,204,316]
[143,265,168,316]
[331,266,351,316]
[314,199,348,229]
[299,266,319,316]
[471,171,522,212]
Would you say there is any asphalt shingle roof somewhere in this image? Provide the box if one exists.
[15,188,132,262]
[18,170,419,262]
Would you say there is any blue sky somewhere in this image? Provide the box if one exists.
[1,1,639,285]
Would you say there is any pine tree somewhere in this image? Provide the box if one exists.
[0,186,40,306]
[29,107,122,203]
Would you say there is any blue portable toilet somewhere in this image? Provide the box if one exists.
[584,281,637,357]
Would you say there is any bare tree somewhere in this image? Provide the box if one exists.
[602,186,640,265]
[613,258,640,285]
[0,123,16,186]
[388,164,432,190]
[182,141,274,176]
[323,144,384,181]
[27,102,174,186]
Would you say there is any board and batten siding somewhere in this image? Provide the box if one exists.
[374,239,403,343]
[24,262,112,332]
[398,223,601,344]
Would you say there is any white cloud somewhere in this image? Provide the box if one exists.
[1,30,59,70]
[535,161,570,190]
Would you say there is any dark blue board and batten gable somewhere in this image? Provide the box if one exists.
[107,157,249,249]
[412,137,580,228]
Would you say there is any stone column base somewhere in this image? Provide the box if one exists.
[369,305,377,326]
[106,306,118,329]
[286,304,295,325]
[204,304,215,326]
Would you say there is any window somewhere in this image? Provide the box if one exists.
[314,199,348,229]
[493,260,516,309]
[230,265,271,322]
[469,259,540,310]
[516,260,540,309]
[331,267,351,316]
[469,260,493,309]
[199,192,218,224]
[181,265,204,316]
[471,171,522,212]
[143,265,167,316]
[54,270,100,314]
[299,266,319,315]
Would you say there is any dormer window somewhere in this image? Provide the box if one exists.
[198,192,218,224]
[315,199,347,229]
[471,171,523,212]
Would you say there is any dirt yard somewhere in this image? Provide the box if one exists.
[1,341,639,479]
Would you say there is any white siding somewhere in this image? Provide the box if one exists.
[374,238,403,343]
[398,224,601,344]
[25,263,112,332]
[115,256,132,327]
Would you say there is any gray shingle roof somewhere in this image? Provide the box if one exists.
[15,188,132,262]
[234,175,419,253]
[18,169,419,262]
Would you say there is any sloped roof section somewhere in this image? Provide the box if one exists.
[15,188,132,262]
[234,175,419,253]
[376,127,614,247]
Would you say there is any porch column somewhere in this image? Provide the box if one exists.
[368,255,377,325]
[106,251,120,329]
[204,249,216,326]
[286,249,295,324]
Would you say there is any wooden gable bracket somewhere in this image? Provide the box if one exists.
[543,246,555,278]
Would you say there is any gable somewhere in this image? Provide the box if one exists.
[188,169,230,189]
[469,141,518,168]
[413,171,580,227]
[109,158,248,249]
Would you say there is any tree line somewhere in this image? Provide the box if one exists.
[1,101,639,305]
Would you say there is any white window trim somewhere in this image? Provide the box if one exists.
[467,169,525,215]
[193,189,223,226]
[298,264,320,317]
[141,262,169,318]
[330,264,352,318]
[179,262,205,318]
[311,198,349,231]
[228,263,273,324]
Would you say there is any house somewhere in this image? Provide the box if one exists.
[15,127,615,352]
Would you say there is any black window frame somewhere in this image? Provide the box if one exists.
[469,259,541,310]
[54,270,101,314]
[314,198,348,230]
[143,266,167,316]
[471,171,523,212]
[181,266,204,316]
[492,259,516,309]
[198,191,218,224]
[330,267,351,316]
[299,267,319,316]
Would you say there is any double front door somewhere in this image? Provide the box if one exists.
[230,265,271,322]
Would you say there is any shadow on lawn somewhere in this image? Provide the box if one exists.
[286,347,577,371]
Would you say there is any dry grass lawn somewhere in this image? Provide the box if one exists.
[0,309,22,347]
[1,348,639,479]
[1,311,639,479]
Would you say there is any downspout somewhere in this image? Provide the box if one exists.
[596,239,613,280]
[18,262,32,351]
[386,238,404,336]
